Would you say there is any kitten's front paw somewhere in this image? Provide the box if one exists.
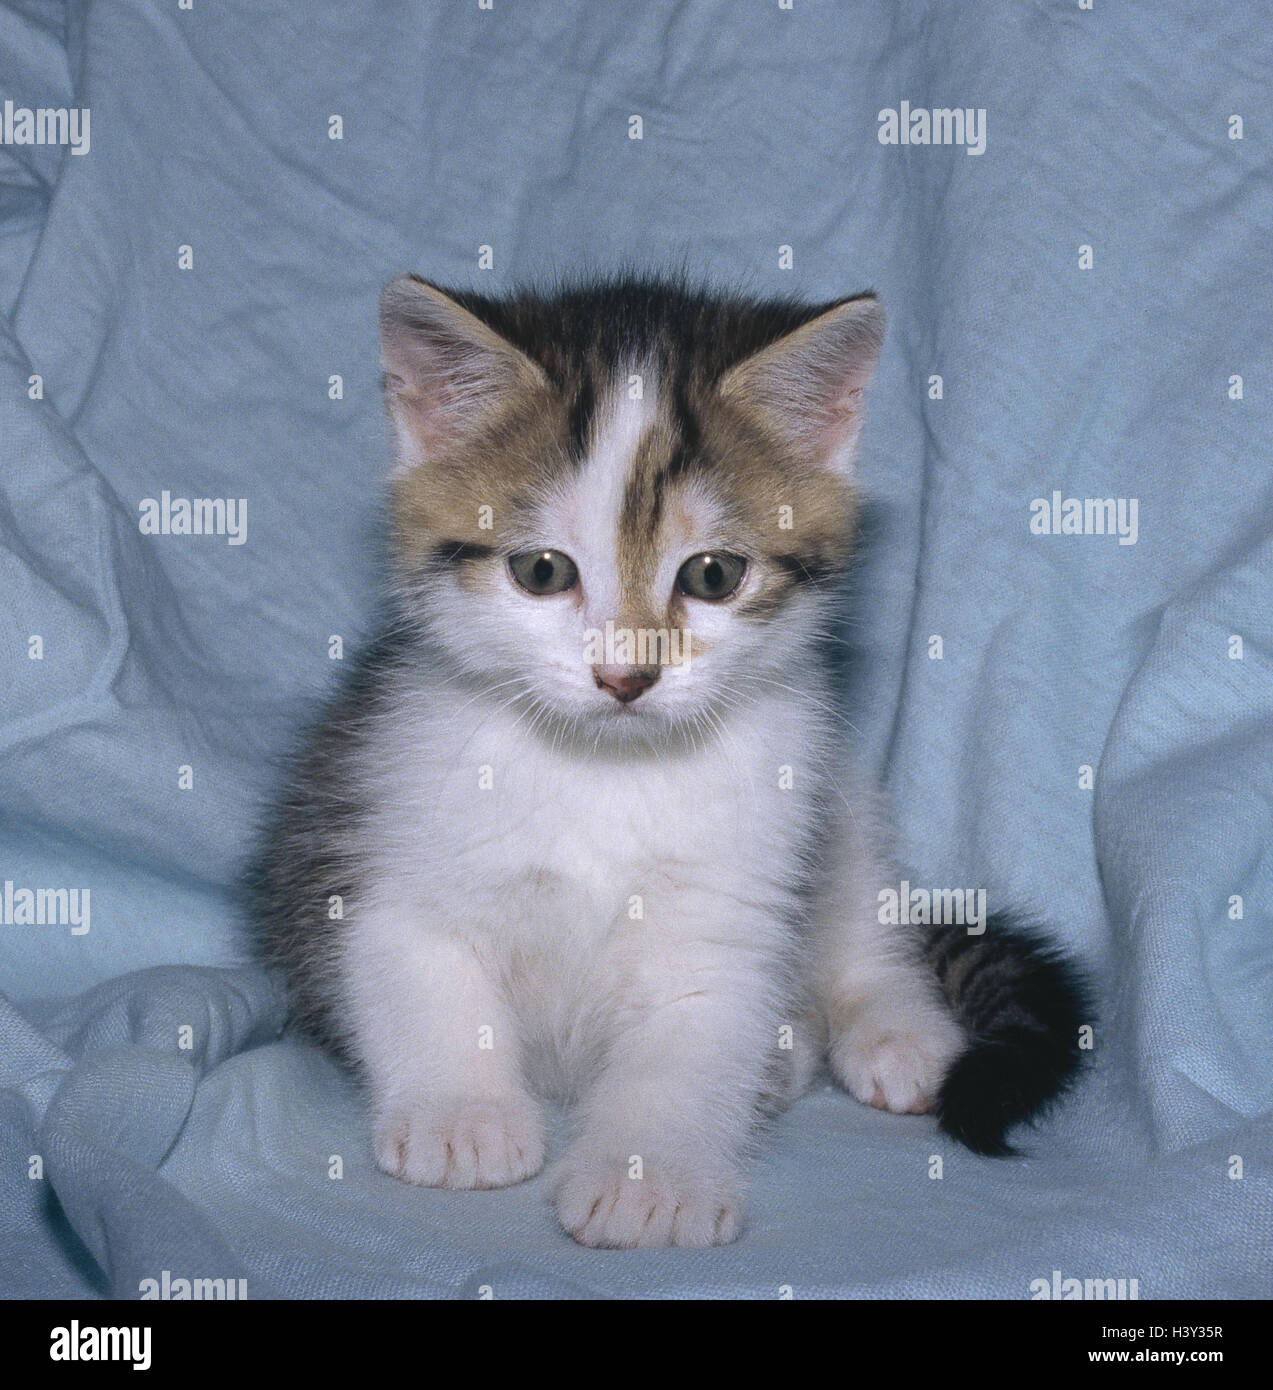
[553,1154,743,1248]
[374,1095,545,1189]
[829,1012,964,1116]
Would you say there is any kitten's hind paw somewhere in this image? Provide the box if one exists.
[374,1095,545,1189]
[829,1011,964,1116]
[553,1154,743,1249]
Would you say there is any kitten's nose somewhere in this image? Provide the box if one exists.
[593,665,660,703]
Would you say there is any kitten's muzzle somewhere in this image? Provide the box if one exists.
[592,666,660,704]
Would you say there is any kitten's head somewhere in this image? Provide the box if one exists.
[380,274,884,745]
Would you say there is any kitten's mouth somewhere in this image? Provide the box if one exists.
[604,700,645,716]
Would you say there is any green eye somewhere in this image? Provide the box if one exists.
[509,549,579,596]
[675,552,747,601]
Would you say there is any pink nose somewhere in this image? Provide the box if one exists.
[593,666,660,703]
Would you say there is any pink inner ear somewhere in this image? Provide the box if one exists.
[382,325,503,452]
[762,361,873,471]
[381,280,547,464]
[383,325,460,406]
[815,384,867,453]
[720,295,884,474]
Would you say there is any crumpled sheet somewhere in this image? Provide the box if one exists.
[1,0,1270,1298]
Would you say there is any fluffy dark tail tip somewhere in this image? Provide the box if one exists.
[927,915,1093,1157]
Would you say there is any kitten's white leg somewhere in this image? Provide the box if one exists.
[344,906,544,1189]
[759,1003,826,1116]
[814,791,965,1115]
[553,896,785,1249]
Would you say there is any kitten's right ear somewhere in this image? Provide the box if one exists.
[379,275,547,472]
[718,294,886,477]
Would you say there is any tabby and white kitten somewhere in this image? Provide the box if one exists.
[254,275,1086,1248]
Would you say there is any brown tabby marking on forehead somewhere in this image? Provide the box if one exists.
[616,406,681,606]
[608,368,858,623]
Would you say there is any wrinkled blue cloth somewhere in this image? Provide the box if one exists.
[1,0,1270,1298]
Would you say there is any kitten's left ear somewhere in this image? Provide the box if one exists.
[718,295,885,475]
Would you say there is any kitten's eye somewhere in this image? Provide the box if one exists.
[675,552,747,601]
[509,549,579,596]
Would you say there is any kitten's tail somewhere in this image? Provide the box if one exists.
[924,913,1092,1156]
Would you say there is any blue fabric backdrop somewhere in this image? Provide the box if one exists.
[1,0,1270,1298]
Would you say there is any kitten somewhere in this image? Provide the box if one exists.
[252,274,1088,1248]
